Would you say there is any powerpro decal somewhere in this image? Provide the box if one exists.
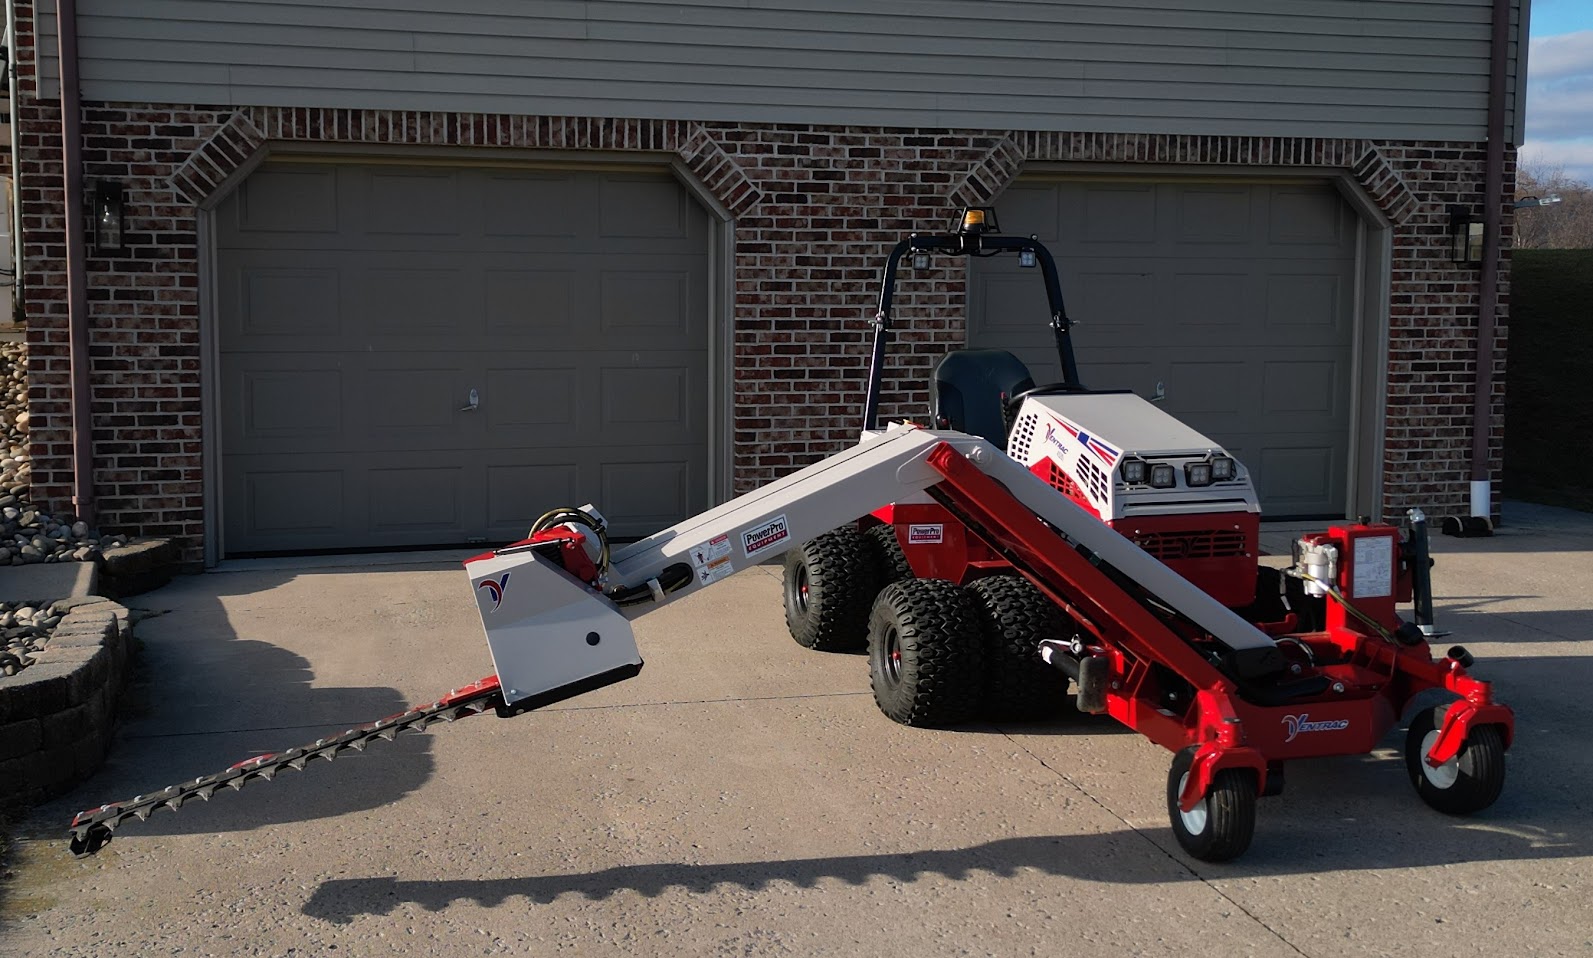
[907,524,944,545]
[741,514,791,558]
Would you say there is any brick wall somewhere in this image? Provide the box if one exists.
[10,3,1511,557]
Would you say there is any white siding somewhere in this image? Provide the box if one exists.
[34,0,1526,141]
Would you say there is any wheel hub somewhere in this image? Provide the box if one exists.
[1419,730,1461,789]
[884,626,904,686]
[1176,772,1209,835]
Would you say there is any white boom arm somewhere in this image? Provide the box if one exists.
[466,426,1275,711]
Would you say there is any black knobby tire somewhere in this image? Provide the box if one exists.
[1404,705,1507,815]
[968,576,1070,720]
[783,527,879,652]
[1166,747,1258,862]
[864,523,915,585]
[867,579,985,727]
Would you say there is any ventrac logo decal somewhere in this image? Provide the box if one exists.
[1281,713,1350,743]
[477,572,511,612]
[742,514,790,558]
[1043,420,1120,466]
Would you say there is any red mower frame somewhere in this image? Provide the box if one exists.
[914,440,1513,859]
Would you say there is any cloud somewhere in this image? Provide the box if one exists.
[1519,139,1593,183]
[1528,30,1593,82]
[1524,83,1593,140]
[1524,29,1593,182]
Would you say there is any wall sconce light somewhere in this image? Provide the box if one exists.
[1448,205,1483,267]
[92,180,125,254]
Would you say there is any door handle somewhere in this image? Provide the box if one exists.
[1151,381,1167,404]
[460,387,480,412]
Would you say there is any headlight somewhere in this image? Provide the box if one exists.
[1149,463,1177,489]
[1120,457,1148,484]
[1210,455,1236,481]
[1185,461,1214,487]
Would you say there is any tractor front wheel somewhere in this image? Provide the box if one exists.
[1166,747,1257,862]
[783,527,878,652]
[1404,705,1506,815]
[867,579,984,727]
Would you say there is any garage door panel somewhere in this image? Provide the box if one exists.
[482,367,580,433]
[973,178,1356,517]
[599,364,697,438]
[600,270,693,334]
[367,467,468,533]
[1255,445,1343,515]
[365,368,464,433]
[1081,186,1158,243]
[485,269,576,335]
[367,170,464,236]
[1166,360,1248,416]
[1265,273,1346,336]
[995,183,1060,240]
[1170,272,1249,330]
[1068,359,1155,395]
[229,168,340,236]
[1262,360,1344,419]
[1074,271,1156,332]
[235,268,340,338]
[485,463,582,537]
[238,367,345,442]
[219,163,710,554]
[601,459,693,536]
[361,267,477,336]
[1177,187,1252,244]
[1269,189,1348,246]
[600,176,699,240]
[483,172,585,238]
[238,469,346,537]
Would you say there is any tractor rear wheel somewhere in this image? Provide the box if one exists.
[783,527,879,652]
[864,523,914,585]
[867,579,984,727]
[968,576,1070,720]
[1166,747,1257,862]
[1404,705,1506,815]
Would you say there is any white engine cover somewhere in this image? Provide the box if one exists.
[1006,392,1261,520]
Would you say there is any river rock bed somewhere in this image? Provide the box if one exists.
[1,340,129,565]
[0,599,67,676]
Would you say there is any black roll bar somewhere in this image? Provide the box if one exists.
[861,231,1079,431]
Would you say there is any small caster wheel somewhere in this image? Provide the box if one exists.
[1167,748,1257,862]
[1405,705,1506,815]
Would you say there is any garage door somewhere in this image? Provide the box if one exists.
[971,179,1358,518]
[216,162,711,554]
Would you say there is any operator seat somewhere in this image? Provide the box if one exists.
[931,348,1036,445]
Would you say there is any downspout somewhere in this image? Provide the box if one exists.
[1468,0,1511,522]
[5,0,22,310]
[56,0,93,523]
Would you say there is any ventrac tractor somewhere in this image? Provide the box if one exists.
[69,208,1513,864]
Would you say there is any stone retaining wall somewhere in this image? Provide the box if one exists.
[0,598,131,805]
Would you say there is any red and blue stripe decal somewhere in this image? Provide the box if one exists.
[1049,418,1120,466]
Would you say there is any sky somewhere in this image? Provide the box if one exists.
[1522,0,1593,183]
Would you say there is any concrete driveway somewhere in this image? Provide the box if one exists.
[3,504,1591,957]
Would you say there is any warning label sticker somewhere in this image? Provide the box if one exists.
[741,514,791,558]
[1352,534,1394,599]
[689,533,735,585]
[907,524,944,545]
